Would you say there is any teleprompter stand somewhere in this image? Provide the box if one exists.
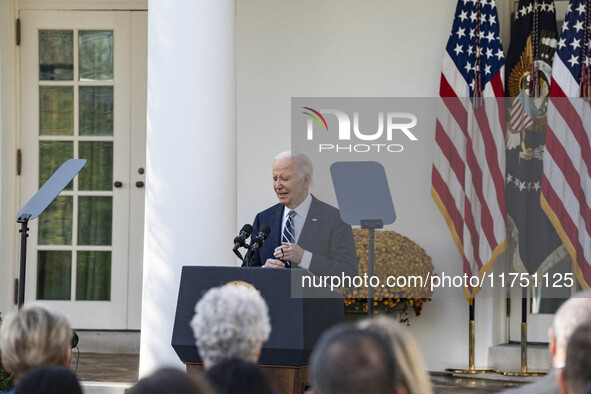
[15,159,86,308]
[330,161,396,318]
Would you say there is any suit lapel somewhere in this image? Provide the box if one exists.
[271,204,283,248]
[298,196,322,249]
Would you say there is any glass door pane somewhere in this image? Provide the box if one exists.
[76,251,111,301]
[39,30,73,81]
[36,27,115,304]
[37,251,72,300]
[39,86,74,135]
[79,30,114,81]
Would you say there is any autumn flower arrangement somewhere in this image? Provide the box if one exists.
[340,229,434,323]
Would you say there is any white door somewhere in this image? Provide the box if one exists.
[19,10,147,329]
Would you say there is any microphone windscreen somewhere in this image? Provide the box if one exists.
[260,225,271,237]
[241,224,253,235]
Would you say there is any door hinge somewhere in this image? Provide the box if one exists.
[17,149,21,176]
[506,297,511,317]
[16,18,20,46]
[14,278,19,305]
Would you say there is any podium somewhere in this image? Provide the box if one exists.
[172,266,344,394]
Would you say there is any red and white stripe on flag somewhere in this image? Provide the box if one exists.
[510,99,534,131]
[541,55,591,289]
[431,0,507,300]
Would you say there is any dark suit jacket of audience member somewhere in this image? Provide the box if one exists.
[244,195,358,277]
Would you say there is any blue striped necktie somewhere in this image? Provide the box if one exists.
[282,210,296,267]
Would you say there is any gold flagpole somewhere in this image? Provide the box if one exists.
[446,299,495,374]
[499,294,545,376]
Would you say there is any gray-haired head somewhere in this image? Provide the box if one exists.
[0,302,72,380]
[553,290,591,346]
[190,285,271,368]
[309,323,396,394]
[274,151,313,182]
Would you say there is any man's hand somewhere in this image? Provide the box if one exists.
[273,242,304,263]
[263,258,287,268]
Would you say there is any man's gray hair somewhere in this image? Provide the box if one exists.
[190,285,271,367]
[0,302,72,379]
[274,151,313,181]
[553,290,591,346]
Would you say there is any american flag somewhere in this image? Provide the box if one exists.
[541,0,591,288]
[432,0,507,299]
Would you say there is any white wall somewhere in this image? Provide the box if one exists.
[236,0,512,371]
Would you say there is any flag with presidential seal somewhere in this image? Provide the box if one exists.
[505,0,569,276]
[541,0,591,289]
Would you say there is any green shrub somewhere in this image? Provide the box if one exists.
[0,312,14,392]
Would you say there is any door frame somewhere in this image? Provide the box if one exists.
[18,8,146,329]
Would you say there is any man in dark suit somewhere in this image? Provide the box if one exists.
[244,151,358,277]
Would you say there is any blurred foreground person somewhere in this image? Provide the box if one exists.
[359,316,432,394]
[14,366,82,394]
[205,358,272,394]
[0,303,73,393]
[309,324,402,394]
[190,285,271,368]
[558,321,591,394]
[129,367,213,394]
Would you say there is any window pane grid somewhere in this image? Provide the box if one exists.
[36,27,115,303]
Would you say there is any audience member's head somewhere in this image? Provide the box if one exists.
[14,366,82,394]
[549,290,591,368]
[558,321,591,394]
[190,285,271,368]
[129,367,214,394]
[309,323,397,394]
[0,303,72,380]
[204,358,272,394]
[359,316,433,394]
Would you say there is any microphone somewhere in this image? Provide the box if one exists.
[250,225,271,250]
[233,224,253,251]
[243,225,271,267]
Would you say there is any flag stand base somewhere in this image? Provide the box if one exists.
[496,323,547,376]
[446,320,495,374]
[500,371,546,376]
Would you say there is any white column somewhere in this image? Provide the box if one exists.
[140,0,236,376]
[0,0,17,316]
